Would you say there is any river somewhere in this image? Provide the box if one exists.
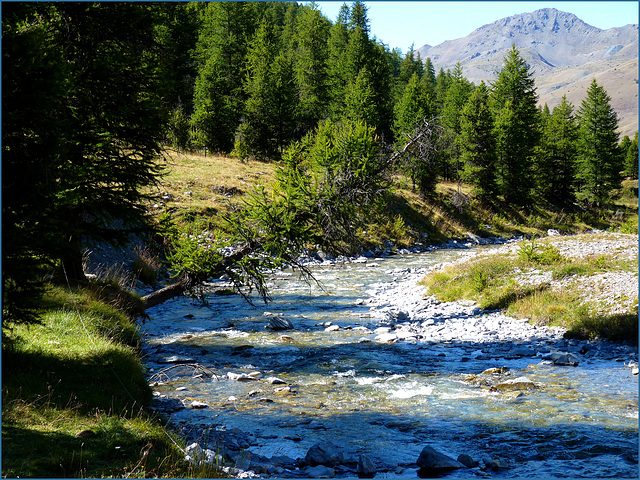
[140,245,638,478]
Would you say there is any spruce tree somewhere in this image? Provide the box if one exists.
[490,45,540,206]
[575,79,623,207]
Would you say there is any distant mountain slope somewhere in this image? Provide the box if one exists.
[417,8,638,138]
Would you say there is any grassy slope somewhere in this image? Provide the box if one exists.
[1,285,220,478]
[150,151,638,243]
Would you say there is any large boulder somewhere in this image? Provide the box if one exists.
[305,442,345,467]
[267,316,294,331]
[417,446,465,476]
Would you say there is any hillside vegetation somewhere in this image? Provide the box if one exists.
[148,150,638,248]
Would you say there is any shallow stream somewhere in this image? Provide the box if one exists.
[140,246,638,478]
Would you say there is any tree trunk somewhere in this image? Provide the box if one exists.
[140,240,260,311]
[141,275,190,309]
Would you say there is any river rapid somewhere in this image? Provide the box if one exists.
[140,243,638,479]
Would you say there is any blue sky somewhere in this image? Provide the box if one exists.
[314,1,639,51]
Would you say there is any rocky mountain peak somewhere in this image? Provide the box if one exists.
[415,8,638,137]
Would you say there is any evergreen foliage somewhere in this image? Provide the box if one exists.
[575,79,623,207]
[536,96,578,205]
[4,0,633,324]
[458,82,497,198]
[3,3,167,324]
[623,131,639,179]
[490,45,540,206]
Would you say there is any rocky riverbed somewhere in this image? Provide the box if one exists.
[142,232,638,479]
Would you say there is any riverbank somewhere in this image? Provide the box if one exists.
[1,284,220,478]
[421,231,638,343]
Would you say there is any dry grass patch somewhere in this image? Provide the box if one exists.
[150,151,276,218]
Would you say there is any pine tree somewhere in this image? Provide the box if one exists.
[490,45,540,206]
[458,82,497,198]
[575,79,623,207]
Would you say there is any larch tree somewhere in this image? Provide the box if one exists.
[490,45,540,206]
[234,19,296,160]
[292,3,331,134]
[190,1,254,152]
[458,82,497,199]
[441,62,474,181]
[623,131,639,179]
[537,95,578,205]
[575,79,623,207]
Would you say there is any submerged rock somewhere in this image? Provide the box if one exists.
[457,454,475,468]
[307,465,335,478]
[490,376,536,392]
[541,351,579,366]
[306,442,344,467]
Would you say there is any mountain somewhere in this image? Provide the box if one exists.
[416,8,638,138]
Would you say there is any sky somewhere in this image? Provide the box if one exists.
[314,1,639,51]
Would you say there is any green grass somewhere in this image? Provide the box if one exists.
[2,284,224,478]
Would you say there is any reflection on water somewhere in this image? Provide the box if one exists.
[142,248,638,478]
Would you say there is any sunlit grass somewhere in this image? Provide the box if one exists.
[1,284,227,478]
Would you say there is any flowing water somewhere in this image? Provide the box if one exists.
[140,247,638,478]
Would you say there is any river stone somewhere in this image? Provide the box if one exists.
[190,400,208,409]
[266,376,287,385]
[542,351,579,366]
[490,376,536,392]
[375,333,398,344]
[509,345,536,357]
[267,316,294,331]
[305,442,344,467]
[417,446,465,472]
[357,454,377,478]
[457,454,475,468]
[307,465,335,478]
[227,372,257,381]
[482,367,509,375]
